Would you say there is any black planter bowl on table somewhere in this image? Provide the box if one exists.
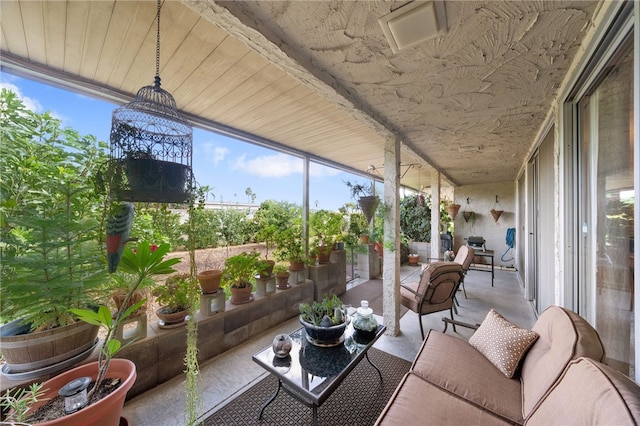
[299,316,349,347]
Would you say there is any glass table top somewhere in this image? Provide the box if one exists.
[253,318,386,405]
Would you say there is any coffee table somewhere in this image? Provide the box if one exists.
[252,319,386,426]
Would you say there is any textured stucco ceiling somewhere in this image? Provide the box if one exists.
[197,0,600,186]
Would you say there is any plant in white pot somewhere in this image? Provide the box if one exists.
[12,242,180,425]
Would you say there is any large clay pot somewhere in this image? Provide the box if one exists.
[0,320,98,375]
[408,254,419,265]
[21,359,136,426]
[197,269,222,294]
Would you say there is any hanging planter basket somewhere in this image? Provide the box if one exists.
[490,209,504,222]
[358,195,380,223]
[462,211,475,223]
[446,203,461,219]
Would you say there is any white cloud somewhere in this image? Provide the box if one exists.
[213,146,229,165]
[309,162,341,178]
[232,153,301,177]
[231,153,343,179]
[200,141,229,165]
[0,82,42,113]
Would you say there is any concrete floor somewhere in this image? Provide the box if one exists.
[122,264,537,425]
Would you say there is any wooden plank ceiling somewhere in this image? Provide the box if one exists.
[0,0,600,189]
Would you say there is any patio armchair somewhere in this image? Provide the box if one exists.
[400,262,464,339]
[453,245,475,298]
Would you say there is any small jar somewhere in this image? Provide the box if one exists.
[272,333,293,358]
[352,300,378,332]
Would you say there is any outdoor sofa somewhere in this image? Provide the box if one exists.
[376,305,640,425]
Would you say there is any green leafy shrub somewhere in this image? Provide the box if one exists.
[0,88,109,330]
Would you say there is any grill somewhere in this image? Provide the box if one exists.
[467,236,486,252]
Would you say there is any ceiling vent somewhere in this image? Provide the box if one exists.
[379,1,447,54]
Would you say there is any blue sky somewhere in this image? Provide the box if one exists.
[0,73,370,211]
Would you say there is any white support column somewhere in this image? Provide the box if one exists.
[383,136,401,336]
[431,170,441,258]
[302,155,310,256]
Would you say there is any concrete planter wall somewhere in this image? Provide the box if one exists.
[0,280,315,399]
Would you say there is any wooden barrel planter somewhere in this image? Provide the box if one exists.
[0,320,98,375]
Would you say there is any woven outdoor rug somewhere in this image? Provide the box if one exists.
[341,279,409,318]
[202,348,410,426]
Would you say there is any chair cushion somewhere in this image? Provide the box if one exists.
[375,372,513,426]
[411,330,524,424]
[525,357,640,425]
[469,309,538,378]
[520,306,605,418]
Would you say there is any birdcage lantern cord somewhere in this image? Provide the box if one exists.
[108,0,193,204]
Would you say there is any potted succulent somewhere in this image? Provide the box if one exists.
[299,295,349,347]
[222,251,261,304]
[154,273,194,326]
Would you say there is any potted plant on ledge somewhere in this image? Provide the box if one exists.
[222,251,261,305]
[9,241,180,425]
[154,273,194,327]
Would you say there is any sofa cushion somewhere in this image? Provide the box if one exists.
[525,357,640,425]
[375,372,512,426]
[469,309,539,378]
[520,306,605,418]
[411,330,524,424]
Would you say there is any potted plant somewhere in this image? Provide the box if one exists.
[273,262,290,289]
[222,251,261,304]
[274,227,305,271]
[345,180,379,223]
[299,295,349,347]
[257,257,276,279]
[154,273,194,326]
[11,242,180,425]
[0,94,109,375]
[310,209,343,264]
[196,252,224,294]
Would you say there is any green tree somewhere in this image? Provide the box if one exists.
[0,88,109,330]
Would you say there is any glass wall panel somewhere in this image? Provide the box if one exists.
[579,40,634,375]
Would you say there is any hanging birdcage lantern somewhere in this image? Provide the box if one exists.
[108,0,192,204]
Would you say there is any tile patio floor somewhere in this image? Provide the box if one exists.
[122,263,536,425]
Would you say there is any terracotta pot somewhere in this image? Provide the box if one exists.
[258,260,275,279]
[0,320,98,374]
[112,290,146,316]
[408,254,419,265]
[288,259,305,271]
[374,242,383,257]
[276,272,290,289]
[359,235,370,244]
[230,285,253,305]
[155,306,189,325]
[20,359,136,426]
[197,269,222,294]
[316,246,331,264]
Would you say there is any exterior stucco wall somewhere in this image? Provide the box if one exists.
[453,182,516,268]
